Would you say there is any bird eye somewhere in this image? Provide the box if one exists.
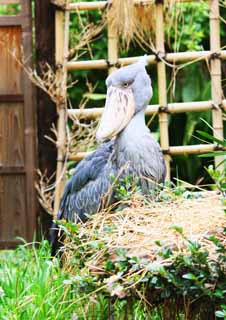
[122,82,129,88]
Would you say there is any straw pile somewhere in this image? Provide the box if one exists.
[106,0,190,50]
[63,191,225,274]
[107,0,156,49]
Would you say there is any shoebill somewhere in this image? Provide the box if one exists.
[51,56,166,255]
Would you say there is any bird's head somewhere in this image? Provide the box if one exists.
[96,56,153,143]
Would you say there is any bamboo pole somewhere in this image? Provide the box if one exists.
[67,1,107,11]
[66,0,204,11]
[209,0,224,168]
[67,50,226,71]
[53,10,69,218]
[107,1,118,74]
[155,0,170,180]
[67,99,226,119]
[69,144,226,161]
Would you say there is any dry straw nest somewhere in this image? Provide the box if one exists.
[63,191,225,275]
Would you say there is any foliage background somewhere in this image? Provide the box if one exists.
[67,1,226,185]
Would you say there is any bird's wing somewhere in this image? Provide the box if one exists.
[145,135,166,183]
[57,141,114,222]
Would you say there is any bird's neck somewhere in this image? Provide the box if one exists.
[117,109,148,143]
[114,109,149,165]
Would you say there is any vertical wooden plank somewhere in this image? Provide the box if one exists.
[0,176,26,241]
[155,0,170,180]
[35,0,57,237]
[53,9,69,217]
[21,0,37,241]
[0,1,36,247]
[0,177,3,237]
[0,26,22,94]
[0,103,24,167]
[209,0,224,168]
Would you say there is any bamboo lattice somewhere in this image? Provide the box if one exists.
[53,0,225,215]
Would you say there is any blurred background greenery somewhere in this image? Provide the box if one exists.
[68,1,226,185]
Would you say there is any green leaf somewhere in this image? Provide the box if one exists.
[196,130,226,147]
[198,152,226,158]
[215,311,226,318]
[182,273,197,281]
[105,260,114,271]
[150,276,158,284]
[171,224,184,235]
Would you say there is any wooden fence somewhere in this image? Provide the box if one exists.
[0,0,36,248]
[52,0,226,216]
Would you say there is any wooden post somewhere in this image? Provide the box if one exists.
[209,0,224,168]
[155,0,170,180]
[21,0,37,241]
[53,9,69,218]
[35,0,57,237]
[107,1,118,74]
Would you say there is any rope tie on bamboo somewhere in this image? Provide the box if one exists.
[55,63,63,71]
[154,50,166,62]
[209,16,220,21]
[214,144,225,151]
[106,60,121,69]
[162,149,170,155]
[158,105,169,113]
[211,103,223,111]
[209,52,221,61]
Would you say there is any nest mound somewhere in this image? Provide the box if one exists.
[64,191,225,274]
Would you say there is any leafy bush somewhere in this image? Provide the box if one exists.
[59,219,226,320]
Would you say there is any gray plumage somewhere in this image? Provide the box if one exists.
[51,57,166,255]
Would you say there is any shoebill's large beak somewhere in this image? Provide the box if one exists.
[96,86,135,142]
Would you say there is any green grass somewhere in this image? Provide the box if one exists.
[0,241,158,320]
[0,234,225,319]
[0,241,84,320]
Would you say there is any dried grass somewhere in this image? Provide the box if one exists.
[36,170,55,214]
[27,64,68,105]
[68,118,98,154]
[107,0,156,50]
[68,17,106,60]
[63,192,225,274]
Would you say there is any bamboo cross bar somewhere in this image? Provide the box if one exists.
[209,0,224,168]
[167,144,225,155]
[67,1,107,11]
[67,99,226,119]
[67,50,226,71]
[69,144,226,161]
[66,0,204,11]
